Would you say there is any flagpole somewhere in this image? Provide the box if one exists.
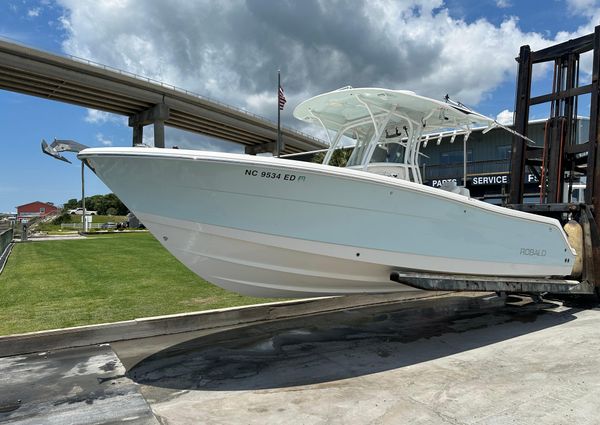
[277,70,281,158]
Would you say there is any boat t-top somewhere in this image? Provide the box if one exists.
[78,87,576,297]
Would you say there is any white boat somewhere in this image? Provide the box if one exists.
[78,87,575,297]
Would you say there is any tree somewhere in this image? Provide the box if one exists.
[52,211,71,225]
[104,193,128,215]
[62,193,129,215]
[64,198,79,210]
[312,147,353,167]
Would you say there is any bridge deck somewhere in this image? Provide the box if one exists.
[0,38,326,154]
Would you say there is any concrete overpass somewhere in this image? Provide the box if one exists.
[0,38,326,155]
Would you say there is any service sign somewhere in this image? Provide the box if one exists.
[428,173,538,187]
[471,175,509,185]
[470,173,539,186]
[431,178,460,188]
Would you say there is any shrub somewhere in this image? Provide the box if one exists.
[52,212,71,225]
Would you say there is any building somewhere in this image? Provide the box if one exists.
[420,118,589,205]
[16,201,58,222]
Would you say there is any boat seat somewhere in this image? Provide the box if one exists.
[439,180,470,197]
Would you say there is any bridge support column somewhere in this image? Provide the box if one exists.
[245,141,277,155]
[153,120,165,149]
[129,103,170,148]
[132,124,144,146]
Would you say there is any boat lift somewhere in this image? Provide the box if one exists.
[391,26,600,300]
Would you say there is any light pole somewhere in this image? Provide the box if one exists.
[41,138,90,232]
[81,160,87,232]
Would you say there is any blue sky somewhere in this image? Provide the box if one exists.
[0,0,599,212]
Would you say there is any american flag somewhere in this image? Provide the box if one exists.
[278,86,287,110]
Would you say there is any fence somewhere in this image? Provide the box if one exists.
[60,223,113,230]
[0,228,13,255]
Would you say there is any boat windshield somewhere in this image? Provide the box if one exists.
[348,141,407,166]
[373,141,406,163]
[346,130,372,167]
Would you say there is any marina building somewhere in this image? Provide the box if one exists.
[420,118,589,205]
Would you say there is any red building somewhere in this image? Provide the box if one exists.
[16,201,58,222]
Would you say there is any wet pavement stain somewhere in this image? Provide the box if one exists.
[0,400,21,413]
[97,374,126,384]
[100,360,117,372]
[127,299,574,391]
[53,394,97,406]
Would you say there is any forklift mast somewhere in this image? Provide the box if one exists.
[508,26,600,290]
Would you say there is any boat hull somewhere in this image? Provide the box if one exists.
[79,148,575,297]
[137,213,416,297]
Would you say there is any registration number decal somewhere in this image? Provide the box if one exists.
[244,169,305,182]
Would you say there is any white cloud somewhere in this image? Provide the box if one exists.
[495,0,511,8]
[84,109,127,125]
[554,8,600,78]
[95,133,113,146]
[245,91,274,113]
[27,7,41,17]
[56,0,600,135]
[141,125,153,147]
[496,109,514,125]
[85,109,109,123]
[565,0,600,16]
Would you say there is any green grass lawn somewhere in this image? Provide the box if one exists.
[0,233,270,335]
